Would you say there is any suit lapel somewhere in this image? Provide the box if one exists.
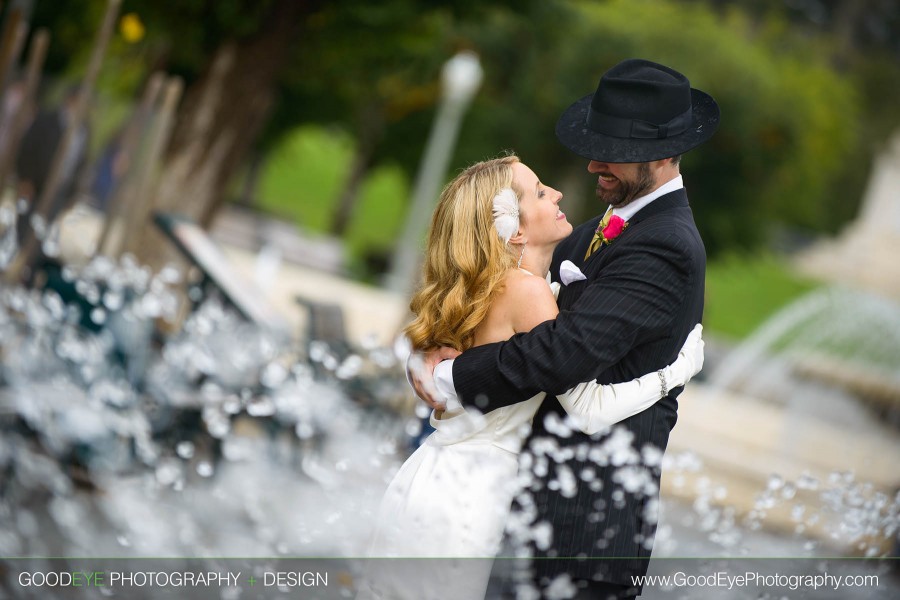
[573,214,603,269]
[556,188,690,307]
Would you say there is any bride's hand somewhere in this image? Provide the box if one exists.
[408,346,461,410]
[664,324,705,390]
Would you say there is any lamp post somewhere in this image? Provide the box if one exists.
[385,51,483,296]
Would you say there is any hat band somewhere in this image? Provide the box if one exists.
[586,106,692,140]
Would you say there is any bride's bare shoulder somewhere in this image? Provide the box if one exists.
[496,269,558,332]
[498,268,546,293]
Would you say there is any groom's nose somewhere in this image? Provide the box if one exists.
[587,160,607,173]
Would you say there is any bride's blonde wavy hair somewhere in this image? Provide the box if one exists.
[405,155,522,352]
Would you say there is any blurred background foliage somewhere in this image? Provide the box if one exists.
[18,0,900,285]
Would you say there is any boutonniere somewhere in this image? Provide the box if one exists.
[600,215,628,244]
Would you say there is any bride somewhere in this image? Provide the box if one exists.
[357,155,703,599]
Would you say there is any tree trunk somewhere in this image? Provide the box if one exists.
[236,150,265,208]
[329,106,383,236]
[136,0,316,269]
[832,0,868,69]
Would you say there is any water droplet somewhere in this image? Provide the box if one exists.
[246,396,275,417]
[103,290,124,311]
[641,444,663,467]
[308,341,329,363]
[296,421,315,439]
[0,212,16,269]
[335,354,362,379]
[159,264,181,284]
[781,482,796,499]
[404,418,422,438]
[196,461,214,478]
[29,214,46,239]
[41,222,60,257]
[155,459,183,487]
[797,472,819,490]
[536,412,567,439]
[176,441,195,459]
[261,362,288,388]
[139,294,163,318]
[414,403,431,419]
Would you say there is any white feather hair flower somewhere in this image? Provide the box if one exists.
[492,187,519,243]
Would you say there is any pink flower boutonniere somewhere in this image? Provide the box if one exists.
[601,215,627,244]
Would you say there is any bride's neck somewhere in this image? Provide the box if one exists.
[517,243,554,279]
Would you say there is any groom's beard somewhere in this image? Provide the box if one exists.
[596,162,654,208]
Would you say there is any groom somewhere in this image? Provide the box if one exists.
[412,59,719,598]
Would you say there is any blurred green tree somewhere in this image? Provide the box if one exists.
[676,0,900,230]
[23,0,518,255]
[252,0,882,266]
[19,0,895,269]
[431,0,869,255]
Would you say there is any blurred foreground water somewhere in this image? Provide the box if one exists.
[0,213,899,598]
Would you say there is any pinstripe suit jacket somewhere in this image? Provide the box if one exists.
[453,187,705,587]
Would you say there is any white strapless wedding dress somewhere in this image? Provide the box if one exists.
[358,394,544,600]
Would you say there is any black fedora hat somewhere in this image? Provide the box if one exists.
[555,59,719,163]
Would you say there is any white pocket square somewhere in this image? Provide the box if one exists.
[559,260,587,286]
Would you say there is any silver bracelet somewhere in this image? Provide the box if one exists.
[657,369,668,398]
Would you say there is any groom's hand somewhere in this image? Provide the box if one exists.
[408,346,461,410]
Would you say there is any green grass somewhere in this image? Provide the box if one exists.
[256,125,409,270]
[704,253,821,340]
[257,126,352,231]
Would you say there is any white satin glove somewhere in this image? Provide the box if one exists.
[661,323,705,391]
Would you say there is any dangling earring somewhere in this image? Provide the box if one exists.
[517,241,527,269]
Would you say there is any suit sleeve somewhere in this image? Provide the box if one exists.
[453,228,694,411]
[556,323,702,434]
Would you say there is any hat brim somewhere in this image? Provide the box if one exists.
[555,88,720,163]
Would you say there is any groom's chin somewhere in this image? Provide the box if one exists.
[596,192,619,207]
